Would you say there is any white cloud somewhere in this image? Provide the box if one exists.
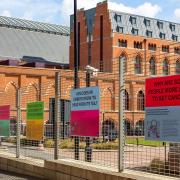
[59,0,162,25]
[0,0,61,23]
[109,2,162,18]
[59,0,102,25]
[23,12,33,20]
[0,0,163,26]
[1,10,11,17]
[174,8,180,19]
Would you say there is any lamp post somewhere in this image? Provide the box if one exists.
[102,111,105,142]
[85,65,98,162]
[74,0,79,160]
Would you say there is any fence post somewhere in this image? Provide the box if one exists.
[85,71,92,162]
[16,88,21,158]
[118,57,125,172]
[54,72,61,160]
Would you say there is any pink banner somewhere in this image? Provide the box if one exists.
[71,110,99,137]
[0,105,10,120]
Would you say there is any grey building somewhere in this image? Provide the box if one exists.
[110,10,180,42]
[0,16,70,65]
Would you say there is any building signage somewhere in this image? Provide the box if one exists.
[0,105,10,136]
[26,102,44,140]
[27,102,44,120]
[145,75,180,142]
[70,86,100,137]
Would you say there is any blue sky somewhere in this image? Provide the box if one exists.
[0,0,179,26]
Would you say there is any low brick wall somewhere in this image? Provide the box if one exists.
[0,154,44,178]
[0,153,178,180]
[44,160,135,180]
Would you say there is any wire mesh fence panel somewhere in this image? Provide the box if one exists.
[121,41,180,178]
[0,82,18,157]
[58,62,120,171]
[0,41,179,178]
[19,80,56,162]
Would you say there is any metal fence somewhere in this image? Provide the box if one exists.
[0,41,179,178]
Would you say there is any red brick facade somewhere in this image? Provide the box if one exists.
[69,1,180,133]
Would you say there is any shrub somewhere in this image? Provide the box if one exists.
[44,139,54,148]
[92,142,118,150]
[59,139,85,149]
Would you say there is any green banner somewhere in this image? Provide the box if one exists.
[0,120,10,136]
[27,102,44,120]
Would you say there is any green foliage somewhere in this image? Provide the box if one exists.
[59,139,85,149]
[126,137,164,147]
[92,142,118,150]
[44,139,54,148]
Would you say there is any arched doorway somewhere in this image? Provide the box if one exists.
[102,119,117,141]
[135,120,144,136]
[125,119,133,136]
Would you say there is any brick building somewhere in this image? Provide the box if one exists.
[0,1,179,137]
[0,15,70,132]
[69,0,180,135]
[0,14,118,137]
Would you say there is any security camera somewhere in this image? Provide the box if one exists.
[85,65,98,72]
[85,65,99,76]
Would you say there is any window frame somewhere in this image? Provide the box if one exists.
[146,30,152,37]
[158,21,163,29]
[160,32,165,39]
[145,19,150,27]
[149,57,156,75]
[176,60,180,74]
[134,56,142,74]
[162,59,169,75]
[137,91,145,111]
[117,26,123,34]
[132,28,138,35]
[131,17,137,25]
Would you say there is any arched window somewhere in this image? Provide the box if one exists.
[101,88,114,111]
[149,57,156,75]
[102,119,117,141]
[175,60,180,74]
[134,55,142,74]
[137,91,144,111]
[125,120,133,136]
[163,59,169,75]
[124,90,129,110]
[135,120,144,136]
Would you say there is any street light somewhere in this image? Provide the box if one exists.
[73,0,80,160]
[85,65,98,162]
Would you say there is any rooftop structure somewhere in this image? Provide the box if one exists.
[70,2,180,42]
[0,16,70,65]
